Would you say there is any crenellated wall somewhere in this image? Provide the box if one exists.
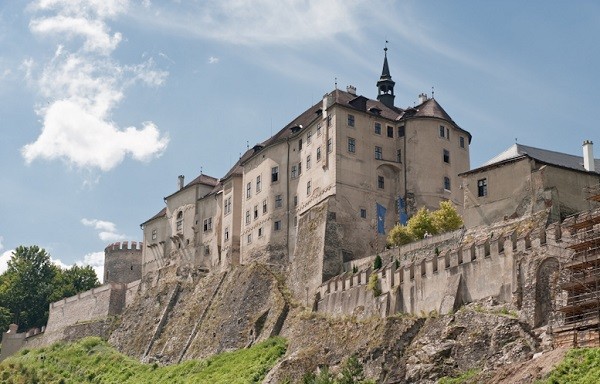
[316,213,573,321]
[43,283,128,345]
[104,241,142,284]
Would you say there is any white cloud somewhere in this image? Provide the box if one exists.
[22,0,169,172]
[77,251,105,284]
[134,0,367,46]
[0,250,13,275]
[82,218,127,242]
[208,56,219,64]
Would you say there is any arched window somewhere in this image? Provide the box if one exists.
[176,211,183,233]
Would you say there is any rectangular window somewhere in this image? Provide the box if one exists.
[258,227,263,237]
[378,176,385,189]
[204,245,211,255]
[478,178,488,197]
[298,139,303,150]
[396,149,402,163]
[294,216,298,227]
[224,196,232,215]
[348,137,356,153]
[460,136,465,148]
[326,114,332,127]
[151,229,157,240]
[443,149,450,163]
[245,210,250,225]
[224,227,229,241]
[293,195,298,207]
[375,146,383,160]
[307,130,312,144]
[271,166,279,182]
[317,123,322,136]
[348,114,355,127]
[291,165,298,179]
[374,122,381,135]
[247,233,252,244]
[274,220,281,231]
[317,146,322,161]
[275,194,283,208]
[306,155,311,169]
[398,126,405,137]
[444,177,451,191]
[203,217,212,231]
[360,208,367,218]
[246,182,251,198]
[254,205,258,220]
[439,125,445,138]
[307,180,312,196]
[262,199,267,214]
[327,138,333,153]
[256,175,261,192]
[387,126,393,138]
[298,162,302,176]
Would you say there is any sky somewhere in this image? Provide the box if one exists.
[1,0,600,281]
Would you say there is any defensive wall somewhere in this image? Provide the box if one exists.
[315,212,583,322]
[104,241,142,284]
[43,282,130,344]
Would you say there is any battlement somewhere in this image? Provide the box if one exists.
[316,212,579,318]
[105,241,142,252]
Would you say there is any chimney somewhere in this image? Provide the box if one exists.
[583,140,595,172]
[418,93,428,104]
[346,85,357,95]
[178,175,185,190]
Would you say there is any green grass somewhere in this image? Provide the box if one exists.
[538,347,600,384]
[0,336,287,384]
[438,368,480,384]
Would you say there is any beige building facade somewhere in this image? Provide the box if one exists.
[140,51,472,293]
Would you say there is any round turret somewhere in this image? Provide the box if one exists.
[104,241,142,284]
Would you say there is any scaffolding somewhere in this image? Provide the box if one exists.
[553,184,600,348]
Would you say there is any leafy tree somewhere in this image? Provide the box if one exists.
[432,201,463,232]
[51,265,100,302]
[0,306,12,333]
[0,246,100,331]
[0,246,57,330]
[407,207,437,239]
[373,255,382,270]
[387,224,414,246]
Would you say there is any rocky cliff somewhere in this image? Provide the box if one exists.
[107,260,549,383]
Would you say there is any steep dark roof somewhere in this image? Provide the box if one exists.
[400,98,472,143]
[141,207,166,227]
[463,143,600,175]
[163,173,220,200]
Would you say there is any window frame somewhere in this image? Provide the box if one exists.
[477,178,488,197]
[375,146,383,160]
[348,137,356,153]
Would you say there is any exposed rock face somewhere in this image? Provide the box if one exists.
[108,262,544,383]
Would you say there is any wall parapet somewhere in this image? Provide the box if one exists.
[105,241,142,252]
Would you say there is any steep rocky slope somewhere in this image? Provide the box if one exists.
[109,263,547,383]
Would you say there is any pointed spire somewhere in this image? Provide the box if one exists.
[377,43,395,108]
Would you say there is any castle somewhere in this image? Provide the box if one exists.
[3,50,600,361]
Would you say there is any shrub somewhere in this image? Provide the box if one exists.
[367,274,381,297]
[373,255,382,270]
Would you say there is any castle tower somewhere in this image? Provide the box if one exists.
[104,241,142,284]
[376,47,396,108]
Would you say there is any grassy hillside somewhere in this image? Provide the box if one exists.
[0,336,286,384]
[538,347,600,384]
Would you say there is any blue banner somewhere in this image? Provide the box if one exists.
[397,198,408,225]
[376,203,387,234]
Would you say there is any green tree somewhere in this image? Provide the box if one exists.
[387,224,414,246]
[373,255,382,270]
[0,306,12,333]
[432,201,463,232]
[0,246,57,330]
[407,207,437,239]
[50,265,100,302]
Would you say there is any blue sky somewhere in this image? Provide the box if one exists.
[1,1,599,279]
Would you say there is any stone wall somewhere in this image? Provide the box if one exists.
[44,283,127,344]
[316,212,573,324]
